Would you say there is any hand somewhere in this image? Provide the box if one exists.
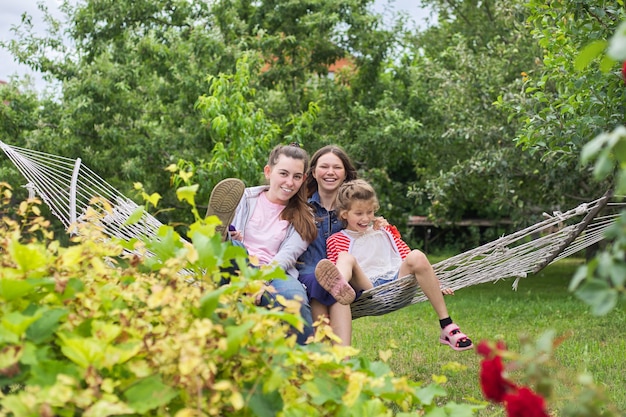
[255,286,266,305]
[373,216,389,230]
[230,230,243,241]
[441,287,455,296]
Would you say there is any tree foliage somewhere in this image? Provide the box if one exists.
[1,0,625,252]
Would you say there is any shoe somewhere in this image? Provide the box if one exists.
[206,178,245,240]
[439,323,473,351]
[315,259,356,305]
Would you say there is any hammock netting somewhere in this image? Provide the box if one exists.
[1,140,623,319]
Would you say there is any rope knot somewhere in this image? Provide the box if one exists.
[574,203,588,215]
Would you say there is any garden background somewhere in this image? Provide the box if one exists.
[1,0,626,416]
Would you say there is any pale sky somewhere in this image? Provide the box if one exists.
[0,0,432,92]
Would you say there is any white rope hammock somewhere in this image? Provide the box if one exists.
[350,191,621,319]
[1,141,623,319]
[0,141,165,244]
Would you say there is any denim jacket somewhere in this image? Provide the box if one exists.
[296,192,343,276]
[231,186,308,279]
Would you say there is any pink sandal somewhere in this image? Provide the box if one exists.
[315,259,356,305]
[440,323,473,351]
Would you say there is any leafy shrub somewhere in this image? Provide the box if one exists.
[0,181,479,416]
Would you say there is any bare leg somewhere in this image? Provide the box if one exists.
[398,250,449,319]
[311,299,330,325]
[329,303,353,346]
[335,252,373,292]
[399,250,473,351]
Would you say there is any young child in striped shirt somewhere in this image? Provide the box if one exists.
[315,179,473,351]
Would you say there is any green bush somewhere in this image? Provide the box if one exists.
[0,181,479,416]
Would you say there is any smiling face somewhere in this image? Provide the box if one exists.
[263,154,306,205]
[340,198,377,233]
[312,152,346,195]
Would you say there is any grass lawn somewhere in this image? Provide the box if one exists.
[352,258,626,415]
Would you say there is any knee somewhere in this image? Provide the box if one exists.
[406,250,431,273]
[270,277,309,305]
[336,252,357,265]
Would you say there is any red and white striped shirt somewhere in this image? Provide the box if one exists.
[326,225,411,277]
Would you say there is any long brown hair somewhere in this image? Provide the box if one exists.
[305,145,358,198]
[267,144,317,243]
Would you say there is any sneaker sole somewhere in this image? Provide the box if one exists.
[206,178,245,240]
[315,259,356,305]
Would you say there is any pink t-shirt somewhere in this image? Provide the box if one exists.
[243,191,289,265]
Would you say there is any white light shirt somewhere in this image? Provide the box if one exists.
[344,227,402,279]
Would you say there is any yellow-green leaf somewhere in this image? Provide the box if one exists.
[574,40,607,71]
[8,240,49,274]
[123,205,146,226]
[59,335,105,368]
[146,192,161,207]
[0,278,34,301]
[176,184,199,206]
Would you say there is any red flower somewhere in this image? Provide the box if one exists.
[480,356,516,403]
[504,387,550,417]
[477,339,507,358]
[622,61,626,83]
[477,340,492,357]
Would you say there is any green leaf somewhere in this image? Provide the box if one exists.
[609,263,626,288]
[616,169,626,195]
[592,150,615,180]
[91,321,122,344]
[569,265,589,291]
[0,343,22,371]
[599,54,617,73]
[103,342,142,368]
[536,329,556,353]
[1,311,41,339]
[143,226,185,269]
[613,136,626,164]
[574,280,618,315]
[27,359,82,387]
[26,308,68,343]
[223,321,255,359]
[58,335,105,368]
[264,368,286,393]
[443,402,484,417]
[420,408,447,417]
[189,229,218,269]
[574,40,607,71]
[259,309,304,331]
[302,375,345,405]
[592,290,618,316]
[124,374,178,414]
[246,385,284,417]
[0,278,35,301]
[366,361,392,378]
[123,205,146,226]
[198,286,230,318]
[351,398,389,416]
[415,384,447,405]
[581,133,609,164]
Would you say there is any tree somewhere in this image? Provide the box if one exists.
[498,0,624,201]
